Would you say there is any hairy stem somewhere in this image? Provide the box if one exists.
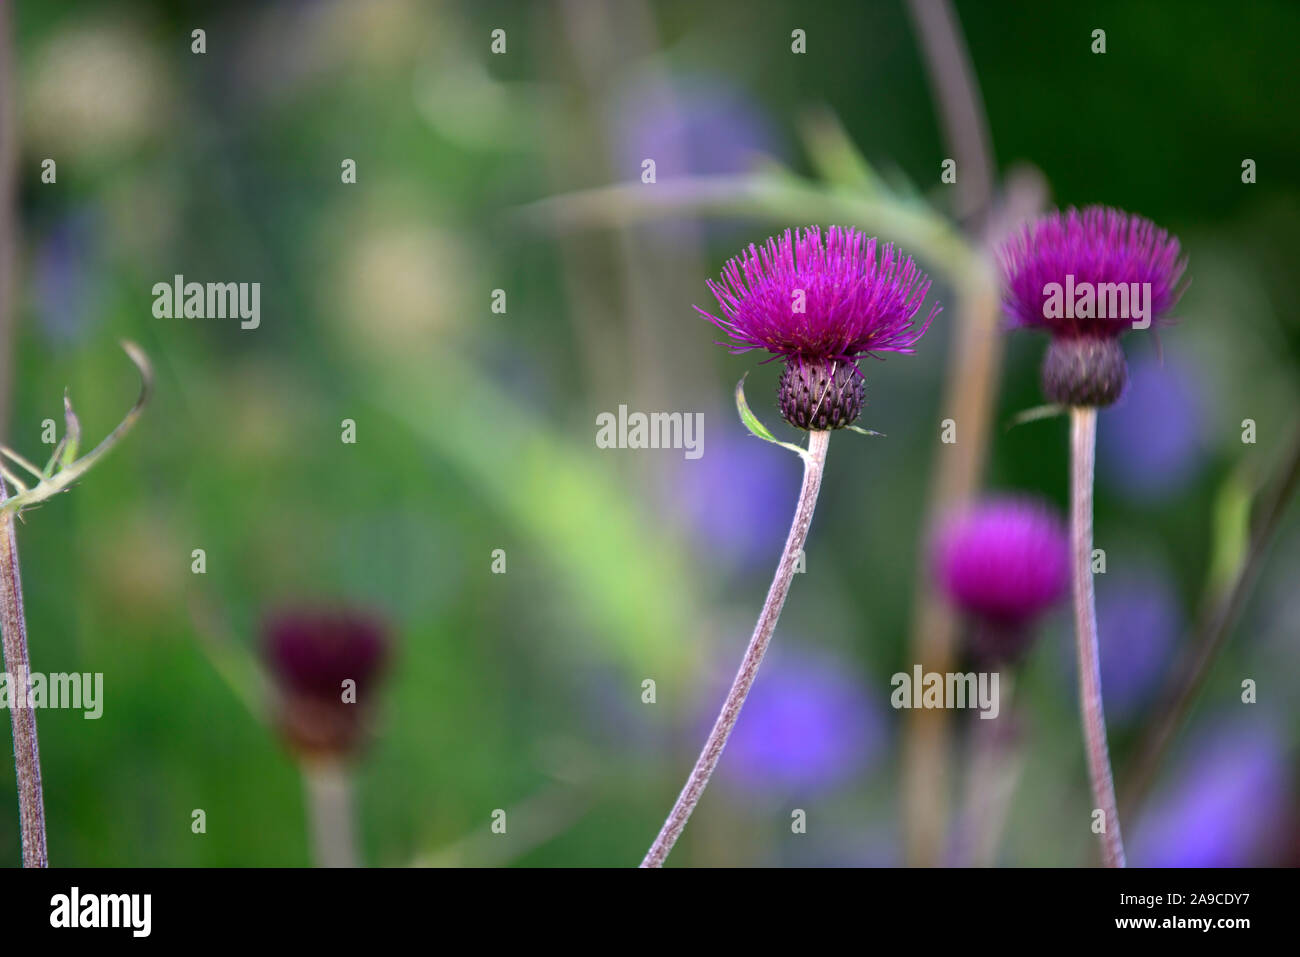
[640,429,831,867]
[1069,407,1125,867]
[0,478,47,867]
[302,761,358,868]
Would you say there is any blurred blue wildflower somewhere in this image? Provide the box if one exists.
[609,72,780,180]
[1060,562,1181,722]
[709,651,886,796]
[1131,715,1291,867]
[33,211,100,346]
[1099,351,1211,501]
[675,428,801,571]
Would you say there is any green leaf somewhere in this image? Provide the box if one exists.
[735,373,810,461]
[846,425,886,437]
[1005,403,1066,431]
[61,391,81,467]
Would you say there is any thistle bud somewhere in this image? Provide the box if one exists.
[777,358,865,431]
[1041,336,1128,408]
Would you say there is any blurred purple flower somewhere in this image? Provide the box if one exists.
[1096,570,1181,720]
[33,211,100,345]
[1099,352,1211,501]
[1059,562,1181,722]
[1131,716,1291,867]
[609,73,780,180]
[932,496,1069,659]
[710,652,885,796]
[674,428,801,570]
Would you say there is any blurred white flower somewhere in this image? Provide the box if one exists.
[322,210,475,361]
[25,21,171,157]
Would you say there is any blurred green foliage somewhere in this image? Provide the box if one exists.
[1,0,1296,867]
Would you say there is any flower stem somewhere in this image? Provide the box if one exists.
[1068,407,1125,868]
[952,672,1021,867]
[640,429,831,868]
[302,760,359,868]
[0,483,48,867]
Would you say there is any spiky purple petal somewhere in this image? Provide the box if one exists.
[998,206,1187,338]
[696,225,939,363]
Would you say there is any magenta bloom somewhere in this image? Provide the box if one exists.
[998,205,1187,339]
[696,225,938,430]
[933,497,1069,658]
[263,607,391,759]
[997,206,1187,407]
[697,225,939,363]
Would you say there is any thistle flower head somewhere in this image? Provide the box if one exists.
[932,497,1069,659]
[697,225,938,429]
[997,206,1186,407]
[997,205,1187,339]
[697,225,939,363]
[262,606,391,760]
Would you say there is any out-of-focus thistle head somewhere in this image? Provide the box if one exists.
[262,607,390,761]
[696,225,939,431]
[997,206,1187,408]
[932,497,1069,662]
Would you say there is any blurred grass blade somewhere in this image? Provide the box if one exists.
[798,108,883,195]
[1005,403,1065,430]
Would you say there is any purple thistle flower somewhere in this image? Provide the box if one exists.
[997,206,1187,408]
[262,606,391,760]
[932,497,1070,659]
[697,225,938,363]
[696,226,939,430]
[998,206,1187,339]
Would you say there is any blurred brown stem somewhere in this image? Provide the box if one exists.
[899,0,1005,867]
[905,0,995,226]
[640,430,831,867]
